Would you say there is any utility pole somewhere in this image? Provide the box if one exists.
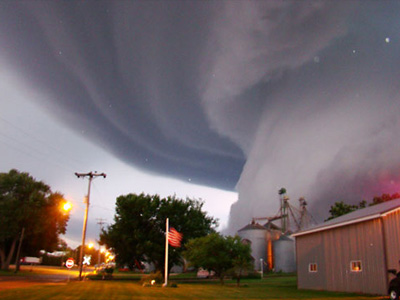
[14,227,25,273]
[75,172,106,281]
[96,218,107,265]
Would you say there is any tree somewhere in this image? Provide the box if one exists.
[100,193,217,275]
[227,236,253,286]
[326,201,359,221]
[371,193,400,206]
[184,233,253,285]
[0,169,70,270]
[326,193,400,221]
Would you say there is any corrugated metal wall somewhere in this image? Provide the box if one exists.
[383,210,400,281]
[297,219,387,295]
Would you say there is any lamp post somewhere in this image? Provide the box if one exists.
[260,258,264,279]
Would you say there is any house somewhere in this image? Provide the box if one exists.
[293,198,400,295]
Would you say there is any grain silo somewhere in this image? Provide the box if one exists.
[237,221,282,270]
[273,234,296,272]
[237,192,314,273]
[237,221,269,270]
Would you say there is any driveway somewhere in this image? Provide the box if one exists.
[0,265,92,291]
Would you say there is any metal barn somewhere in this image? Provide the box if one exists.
[293,198,400,295]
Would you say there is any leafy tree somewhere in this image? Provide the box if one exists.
[100,193,217,276]
[184,233,253,285]
[358,200,367,208]
[326,192,400,221]
[0,169,70,270]
[371,193,400,206]
[227,236,253,286]
[326,201,359,221]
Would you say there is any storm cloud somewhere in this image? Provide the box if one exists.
[1,1,400,234]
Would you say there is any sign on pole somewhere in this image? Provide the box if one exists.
[83,255,91,265]
[66,258,75,269]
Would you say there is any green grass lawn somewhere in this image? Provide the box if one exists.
[0,275,383,300]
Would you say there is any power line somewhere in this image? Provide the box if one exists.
[0,116,85,172]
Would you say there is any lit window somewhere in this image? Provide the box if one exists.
[309,263,318,272]
[351,260,362,272]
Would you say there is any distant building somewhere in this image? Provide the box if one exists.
[237,195,314,273]
[293,198,400,295]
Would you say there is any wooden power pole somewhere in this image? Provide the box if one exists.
[75,172,106,281]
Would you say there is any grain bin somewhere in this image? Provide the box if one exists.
[273,234,296,272]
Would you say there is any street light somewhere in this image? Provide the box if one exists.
[62,201,73,212]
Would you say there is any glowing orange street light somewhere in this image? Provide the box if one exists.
[62,201,73,212]
[88,242,94,249]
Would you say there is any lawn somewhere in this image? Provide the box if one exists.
[0,274,383,300]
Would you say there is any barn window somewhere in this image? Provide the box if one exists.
[350,260,362,272]
[308,263,318,272]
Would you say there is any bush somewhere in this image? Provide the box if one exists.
[95,265,114,280]
[243,271,262,279]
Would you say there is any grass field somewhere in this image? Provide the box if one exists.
[0,273,383,300]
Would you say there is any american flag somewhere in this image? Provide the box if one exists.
[168,227,183,248]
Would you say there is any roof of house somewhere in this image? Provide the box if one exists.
[292,198,400,237]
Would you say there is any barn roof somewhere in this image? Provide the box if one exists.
[293,198,400,237]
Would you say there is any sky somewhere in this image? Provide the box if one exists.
[1,1,400,245]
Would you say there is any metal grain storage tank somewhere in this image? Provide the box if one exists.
[237,221,268,270]
[273,234,296,273]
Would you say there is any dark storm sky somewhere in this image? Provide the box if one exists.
[0,1,244,190]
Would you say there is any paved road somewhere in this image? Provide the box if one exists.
[0,265,93,291]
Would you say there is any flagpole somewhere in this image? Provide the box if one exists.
[163,218,169,287]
